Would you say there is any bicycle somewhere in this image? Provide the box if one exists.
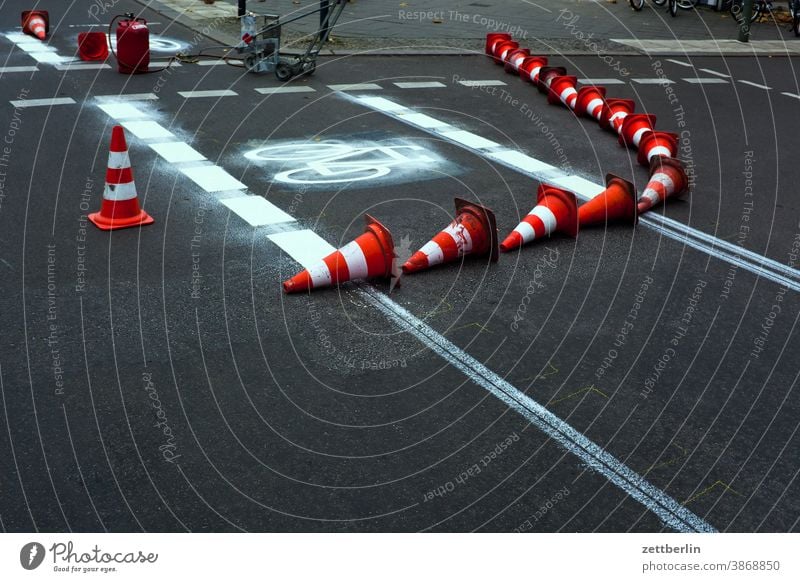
[729,0,800,35]
[630,0,698,17]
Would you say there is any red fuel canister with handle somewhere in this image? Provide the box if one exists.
[116,16,149,74]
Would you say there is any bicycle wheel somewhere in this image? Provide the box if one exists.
[653,0,667,6]
[629,0,645,10]
[670,0,678,15]
[677,0,698,9]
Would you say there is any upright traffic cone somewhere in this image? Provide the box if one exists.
[638,156,689,214]
[619,113,657,147]
[21,10,48,40]
[88,126,154,231]
[78,32,109,61]
[283,215,396,293]
[486,33,512,56]
[537,66,567,93]
[575,86,607,120]
[504,48,531,72]
[402,199,498,274]
[500,184,578,252]
[578,174,637,227]
[547,75,579,109]
[493,40,519,64]
[599,98,635,134]
[637,131,679,166]
[518,56,548,84]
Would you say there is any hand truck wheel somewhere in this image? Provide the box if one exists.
[275,62,293,82]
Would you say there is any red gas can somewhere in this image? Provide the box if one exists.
[116,17,149,74]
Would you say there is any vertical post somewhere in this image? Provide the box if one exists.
[238,0,247,18]
[737,0,754,42]
[320,0,331,42]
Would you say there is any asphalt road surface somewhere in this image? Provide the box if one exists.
[0,0,798,533]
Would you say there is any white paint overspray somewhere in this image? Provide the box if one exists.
[244,139,444,186]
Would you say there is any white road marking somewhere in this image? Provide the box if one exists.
[30,53,75,64]
[148,142,207,164]
[268,230,335,267]
[15,43,56,53]
[10,97,76,108]
[393,81,446,89]
[667,58,694,68]
[221,196,296,226]
[120,120,175,140]
[699,68,730,78]
[97,103,148,120]
[196,59,228,66]
[549,175,606,198]
[738,80,772,90]
[486,150,558,175]
[577,78,625,85]
[457,79,506,87]
[439,129,499,150]
[632,78,674,85]
[178,90,238,98]
[96,93,158,102]
[396,112,451,129]
[255,86,316,95]
[683,77,728,84]
[4,33,33,43]
[781,91,800,99]
[0,66,38,73]
[328,83,383,91]
[356,96,408,113]
[180,166,247,192]
[55,63,111,71]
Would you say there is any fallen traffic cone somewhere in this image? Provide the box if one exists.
[504,48,531,72]
[578,174,637,227]
[599,98,635,134]
[500,184,578,252]
[486,33,512,56]
[492,40,519,64]
[547,75,579,109]
[518,56,548,84]
[78,32,109,61]
[402,199,498,274]
[88,125,154,231]
[637,131,679,166]
[536,66,567,93]
[619,113,657,147]
[283,215,396,293]
[21,10,48,40]
[638,156,689,214]
[575,86,607,120]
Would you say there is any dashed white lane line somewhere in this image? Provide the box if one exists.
[328,83,383,91]
[268,230,335,267]
[577,78,625,85]
[196,60,228,66]
[55,63,111,71]
[148,142,206,164]
[178,90,238,98]
[439,129,499,150]
[0,66,39,73]
[180,165,247,193]
[781,91,800,99]
[221,196,296,226]
[96,93,159,102]
[120,120,175,140]
[683,77,728,84]
[738,80,772,90]
[699,68,730,78]
[457,79,506,87]
[255,86,316,95]
[393,81,446,89]
[98,102,150,120]
[632,78,674,85]
[10,97,75,108]
[667,58,694,68]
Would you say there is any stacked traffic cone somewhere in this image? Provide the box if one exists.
[78,32,109,61]
[500,184,578,252]
[485,33,512,56]
[492,40,519,64]
[283,215,396,293]
[575,86,607,120]
[536,66,568,93]
[637,131,679,166]
[619,113,657,148]
[88,126,154,231]
[578,175,637,227]
[504,48,531,73]
[638,156,689,214]
[402,199,498,273]
[518,56,548,84]
[547,75,579,109]
[599,98,635,134]
[21,10,48,40]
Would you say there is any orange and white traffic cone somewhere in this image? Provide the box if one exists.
[486,33,512,56]
[283,215,396,293]
[492,40,519,64]
[638,156,689,214]
[518,55,548,84]
[21,10,48,40]
[537,66,567,93]
[500,184,578,252]
[578,174,637,227]
[402,199,498,274]
[547,75,579,109]
[619,113,657,148]
[637,131,679,166]
[504,48,531,72]
[599,98,635,134]
[88,125,154,231]
[575,86,607,120]
[78,31,109,61]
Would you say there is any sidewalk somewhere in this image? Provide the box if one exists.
[139,0,800,55]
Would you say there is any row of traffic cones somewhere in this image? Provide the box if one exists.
[486,33,690,214]
[20,9,111,61]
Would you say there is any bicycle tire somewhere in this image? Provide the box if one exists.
[653,0,667,5]
[629,0,645,10]
[677,0,698,9]
[669,0,678,15]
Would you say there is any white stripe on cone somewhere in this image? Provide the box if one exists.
[646,145,672,161]
[103,180,137,201]
[107,150,131,168]
[641,172,675,207]
[632,127,650,147]
[443,223,474,256]
[587,97,604,119]
[308,261,332,288]
[418,239,444,265]
[529,66,542,82]
[530,205,557,232]
[339,240,369,280]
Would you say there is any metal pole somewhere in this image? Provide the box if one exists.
[737,0,754,42]
[238,0,247,18]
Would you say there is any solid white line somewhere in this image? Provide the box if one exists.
[486,150,559,175]
[178,90,238,98]
[667,58,694,68]
[96,93,158,102]
[393,81,447,89]
[255,86,316,95]
[632,78,674,85]
[438,129,500,150]
[120,120,175,140]
[55,63,111,71]
[10,97,75,108]
[180,166,247,192]
[396,112,451,129]
[221,196,296,227]
[577,78,625,85]
[549,175,606,199]
[148,142,207,164]
[328,83,383,91]
[97,103,148,120]
[738,80,772,90]
[699,68,730,78]
[458,80,506,87]
[0,66,39,73]
[683,78,728,84]
[781,91,800,99]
